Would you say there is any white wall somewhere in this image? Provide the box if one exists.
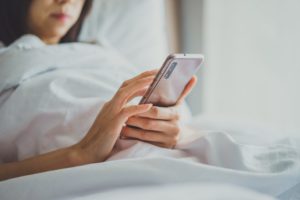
[180,0,300,133]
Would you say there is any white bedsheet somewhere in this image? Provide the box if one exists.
[0,35,299,200]
[0,131,299,200]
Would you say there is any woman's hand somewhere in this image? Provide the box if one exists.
[0,71,158,181]
[122,76,198,149]
[72,70,158,164]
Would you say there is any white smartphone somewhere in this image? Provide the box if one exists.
[139,54,204,107]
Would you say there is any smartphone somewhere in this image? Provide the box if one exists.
[139,54,204,107]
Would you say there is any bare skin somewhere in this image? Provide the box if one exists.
[0,71,156,181]
[27,0,86,44]
[0,0,198,181]
[0,72,197,181]
[25,0,199,150]
[123,76,197,148]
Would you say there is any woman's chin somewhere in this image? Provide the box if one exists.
[41,29,71,43]
[45,22,74,36]
[51,27,71,37]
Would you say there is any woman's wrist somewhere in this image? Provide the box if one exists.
[67,145,94,167]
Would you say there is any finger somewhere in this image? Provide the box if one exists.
[176,76,198,105]
[119,76,155,104]
[127,87,149,102]
[126,74,157,102]
[135,106,180,120]
[126,116,179,134]
[113,76,154,107]
[148,141,177,149]
[121,126,167,143]
[121,69,158,88]
[118,104,152,121]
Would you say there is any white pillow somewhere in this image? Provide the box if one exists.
[80,0,169,71]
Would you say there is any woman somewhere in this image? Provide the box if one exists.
[0,0,197,180]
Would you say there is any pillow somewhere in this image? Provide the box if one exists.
[79,0,169,70]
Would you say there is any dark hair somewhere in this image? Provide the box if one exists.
[0,0,93,46]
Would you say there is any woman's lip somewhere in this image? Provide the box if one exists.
[50,13,70,21]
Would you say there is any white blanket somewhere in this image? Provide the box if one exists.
[0,35,137,162]
[0,36,299,200]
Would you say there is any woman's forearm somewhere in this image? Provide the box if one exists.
[0,146,84,181]
[0,71,156,181]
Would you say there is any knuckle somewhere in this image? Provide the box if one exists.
[137,78,147,84]
[103,101,110,108]
[173,125,180,135]
[119,88,126,95]
[115,88,125,98]
[174,135,179,143]
[141,71,151,76]
[122,106,140,118]
[119,109,129,117]
[142,70,156,76]
[151,107,159,117]
[129,116,139,126]
[174,112,180,120]
[122,80,129,87]
[143,120,153,129]
[172,136,178,143]
[172,107,180,120]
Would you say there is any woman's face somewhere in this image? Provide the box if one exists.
[27,0,85,44]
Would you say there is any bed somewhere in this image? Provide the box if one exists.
[0,1,299,199]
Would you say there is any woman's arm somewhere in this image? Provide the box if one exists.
[0,70,157,181]
[0,146,81,181]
